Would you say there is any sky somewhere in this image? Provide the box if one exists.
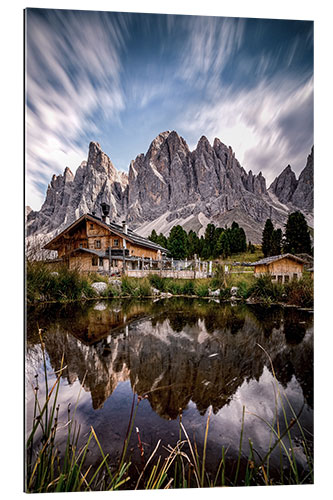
[25,8,313,211]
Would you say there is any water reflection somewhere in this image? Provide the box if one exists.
[27,298,313,416]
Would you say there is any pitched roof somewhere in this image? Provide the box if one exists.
[250,253,307,266]
[44,213,168,253]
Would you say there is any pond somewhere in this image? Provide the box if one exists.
[26,298,313,488]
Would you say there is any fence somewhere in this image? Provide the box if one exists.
[125,257,213,279]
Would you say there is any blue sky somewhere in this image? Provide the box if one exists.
[25,8,313,210]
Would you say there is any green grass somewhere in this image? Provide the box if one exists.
[26,261,96,304]
[26,261,313,307]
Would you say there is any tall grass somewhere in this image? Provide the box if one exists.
[26,261,96,304]
[27,262,313,307]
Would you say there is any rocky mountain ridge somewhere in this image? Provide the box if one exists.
[26,131,313,245]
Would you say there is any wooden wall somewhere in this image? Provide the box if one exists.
[56,218,161,267]
[254,257,304,281]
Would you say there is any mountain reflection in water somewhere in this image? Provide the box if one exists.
[26,298,313,479]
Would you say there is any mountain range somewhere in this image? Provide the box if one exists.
[26,130,313,246]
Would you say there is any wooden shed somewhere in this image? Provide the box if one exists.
[251,254,306,283]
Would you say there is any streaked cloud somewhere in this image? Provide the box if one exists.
[25,10,313,209]
[25,9,129,208]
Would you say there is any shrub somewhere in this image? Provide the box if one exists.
[26,261,96,303]
[284,276,313,307]
[166,280,182,295]
[148,274,167,292]
[138,277,152,297]
[237,281,250,299]
[248,275,283,302]
[195,282,209,297]
[182,280,195,296]
[211,263,225,289]
[121,276,138,296]
[219,287,231,300]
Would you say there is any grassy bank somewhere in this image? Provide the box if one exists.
[26,261,313,308]
[26,334,313,492]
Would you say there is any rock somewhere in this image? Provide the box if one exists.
[269,147,313,214]
[291,147,313,212]
[50,271,59,276]
[152,287,160,295]
[209,289,220,297]
[109,278,122,290]
[91,282,108,294]
[268,165,298,204]
[161,292,173,298]
[94,301,107,311]
[26,133,313,247]
[230,286,238,296]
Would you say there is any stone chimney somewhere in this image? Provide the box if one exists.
[122,220,128,234]
[101,202,110,225]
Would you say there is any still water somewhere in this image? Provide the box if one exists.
[26,298,313,486]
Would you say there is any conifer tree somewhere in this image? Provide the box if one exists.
[262,219,274,257]
[283,211,312,254]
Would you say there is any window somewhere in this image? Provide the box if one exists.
[271,275,276,280]
[284,275,289,283]
[95,240,101,249]
[79,243,83,248]
[113,239,119,247]
[277,275,283,283]
[293,273,298,280]
[90,223,94,230]
[92,256,98,266]
[99,257,103,267]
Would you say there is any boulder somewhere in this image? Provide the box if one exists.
[230,286,238,296]
[152,287,160,295]
[109,279,122,290]
[209,288,220,297]
[91,282,108,294]
[94,301,107,311]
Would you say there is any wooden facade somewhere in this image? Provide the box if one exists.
[252,254,306,283]
[44,214,167,274]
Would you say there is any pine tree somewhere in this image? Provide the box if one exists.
[283,211,312,254]
[271,228,282,256]
[149,229,158,243]
[167,225,188,259]
[217,231,231,258]
[262,219,274,257]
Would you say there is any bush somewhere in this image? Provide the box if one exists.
[26,261,96,303]
[211,263,225,289]
[182,280,195,296]
[148,274,167,292]
[219,287,231,300]
[248,275,283,303]
[101,283,119,298]
[138,277,152,297]
[284,275,313,307]
[237,281,250,299]
[195,282,210,297]
[121,276,152,297]
[166,280,182,295]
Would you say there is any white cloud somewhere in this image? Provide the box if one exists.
[25,10,129,209]
[178,16,245,88]
[181,75,313,185]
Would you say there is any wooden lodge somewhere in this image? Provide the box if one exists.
[251,253,306,283]
[43,204,168,274]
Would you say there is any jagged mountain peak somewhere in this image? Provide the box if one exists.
[26,133,314,245]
